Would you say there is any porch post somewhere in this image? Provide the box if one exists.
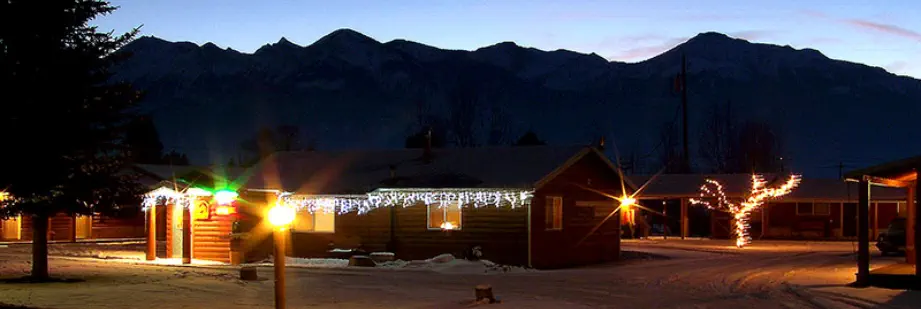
[146,205,156,261]
[762,203,770,239]
[680,198,688,239]
[182,204,192,264]
[856,179,871,286]
[914,176,920,276]
[71,214,78,243]
[872,202,878,240]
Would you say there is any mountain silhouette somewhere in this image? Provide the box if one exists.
[112,30,921,176]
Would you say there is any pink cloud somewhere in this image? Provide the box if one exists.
[607,37,689,61]
[802,10,921,41]
[844,19,921,41]
[727,30,777,41]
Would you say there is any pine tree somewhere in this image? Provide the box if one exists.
[0,0,144,281]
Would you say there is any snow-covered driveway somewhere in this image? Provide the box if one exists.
[1,240,919,308]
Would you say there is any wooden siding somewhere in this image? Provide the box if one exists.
[92,214,145,239]
[760,202,902,239]
[192,214,233,263]
[288,203,529,266]
[531,152,622,269]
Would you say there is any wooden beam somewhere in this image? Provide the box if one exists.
[872,203,879,241]
[915,178,920,276]
[146,206,156,261]
[863,175,911,188]
[680,198,688,239]
[855,179,871,287]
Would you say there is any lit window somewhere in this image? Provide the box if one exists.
[292,210,335,233]
[428,202,462,230]
[546,196,562,230]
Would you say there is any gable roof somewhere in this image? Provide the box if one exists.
[627,174,906,201]
[844,154,920,181]
[132,164,249,189]
[245,145,610,194]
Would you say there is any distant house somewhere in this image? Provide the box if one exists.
[242,145,628,269]
[626,174,907,240]
[0,164,203,242]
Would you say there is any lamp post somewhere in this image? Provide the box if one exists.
[267,204,296,309]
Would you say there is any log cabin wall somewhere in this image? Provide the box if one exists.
[91,214,145,239]
[530,152,622,269]
[288,201,529,266]
[192,213,233,263]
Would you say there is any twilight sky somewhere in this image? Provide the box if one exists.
[95,0,921,78]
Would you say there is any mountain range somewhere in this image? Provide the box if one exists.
[112,29,921,177]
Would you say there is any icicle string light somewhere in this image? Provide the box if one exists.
[691,174,801,248]
[280,188,534,215]
[142,187,193,211]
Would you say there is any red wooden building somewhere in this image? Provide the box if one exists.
[243,145,629,269]
[625,174,907,240]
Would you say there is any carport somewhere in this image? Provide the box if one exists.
[845,155,920,287]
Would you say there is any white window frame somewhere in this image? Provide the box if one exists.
[427,202,463,230]
[546,196,563,231]
[292,210,336,233]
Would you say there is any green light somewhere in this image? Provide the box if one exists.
[214,190,238,205]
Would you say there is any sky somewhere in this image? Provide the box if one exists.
[94,0,921,78]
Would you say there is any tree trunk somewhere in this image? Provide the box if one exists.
[31,213,50,280]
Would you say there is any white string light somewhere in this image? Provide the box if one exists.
[141,186,192,211]
[690,174,801,248]
[280,188,534,215]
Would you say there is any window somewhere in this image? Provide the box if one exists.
[796,202,830,216]
[546,196,562,230]
[428,202,462,230]
[293,210,335,233]
[813,203,831,215]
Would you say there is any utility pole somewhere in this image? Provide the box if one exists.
[838,162,844,179]
[681,54,690,173]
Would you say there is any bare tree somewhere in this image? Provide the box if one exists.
[698,100,735,173]
[658,122,684,173]
[448,81,478,147]
[733,121,783,173]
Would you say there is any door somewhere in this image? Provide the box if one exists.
[1,216,21,240]
[843,203,857,237]
[171,204,184,258]
[75,215,92,239]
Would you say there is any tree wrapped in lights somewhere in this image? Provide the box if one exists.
[691,174,801,248]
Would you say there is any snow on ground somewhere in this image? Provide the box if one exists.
[1,239,919,308]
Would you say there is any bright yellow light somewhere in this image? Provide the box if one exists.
[440,222,456,230]
[214,190,238,205]
[620,196,636,208]
[215,206,234,215]
[0,192,9,201]
[267,205,296,227]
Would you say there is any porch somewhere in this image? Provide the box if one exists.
[846,155,920,289]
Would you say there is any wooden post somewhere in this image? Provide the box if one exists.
[872,202,879,240]
[914,176,920,276]
[70,214,78,243]
[274,229,286,309]
[475,284,496,303]
[182,205,192,264]
[856,179,871,287]
[762,203,769,239]
[680,198,688,239]
[146,205,156,261]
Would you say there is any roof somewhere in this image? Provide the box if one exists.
[132,164,250,189]
[244,145,607,194]
[627,174,906,201]
[844,155,920,181]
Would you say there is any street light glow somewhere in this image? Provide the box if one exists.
[267,205,296,227]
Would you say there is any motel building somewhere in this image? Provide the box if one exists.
[142,144,634,269]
